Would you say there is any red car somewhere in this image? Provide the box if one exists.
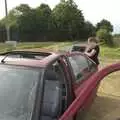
[0,49,119,120]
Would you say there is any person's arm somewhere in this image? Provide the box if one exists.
[84,49,96,57]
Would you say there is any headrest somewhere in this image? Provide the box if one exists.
[44,70,58,81]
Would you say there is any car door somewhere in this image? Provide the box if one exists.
[59,63,120,120]
[86,55,98,72]
[67,52,98,119]
[68,52,92,91]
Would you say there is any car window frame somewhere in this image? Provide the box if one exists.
[85,54,98,72]
[40,56,72,117]
[67,52,92,85]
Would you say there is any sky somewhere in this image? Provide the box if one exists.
[0,0,120,33]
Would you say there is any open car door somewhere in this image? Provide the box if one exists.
[59,62,120,120]
[67,52,98,92]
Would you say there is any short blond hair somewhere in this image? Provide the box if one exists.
[88,37,98,43]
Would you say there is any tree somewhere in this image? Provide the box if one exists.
[35,4,53,41]
[0,4,35,41]
[1,3,53,41]
[52,0,85,40]
[14,4,34,29]
[96,28,114,46]
[0,7,22,42]
[96,19,114,46]
[0,1,93,42]
[2,8,22,29]
[60,0,65,3]
[114,34,120,37]
[15,4,31,15]
[0,22,6,42]
[1,4,32,27]
[35,4,52,31]
[83,21,96,38]
[96,19,113,32]
[67,0,77,7]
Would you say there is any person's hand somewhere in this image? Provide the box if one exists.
[84,52,90,57]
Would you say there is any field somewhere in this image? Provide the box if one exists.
[0,42,73,53]
[0,41,120,120]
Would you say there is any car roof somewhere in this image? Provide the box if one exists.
[0,49,63,68]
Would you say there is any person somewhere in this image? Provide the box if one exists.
[84,37,100,65]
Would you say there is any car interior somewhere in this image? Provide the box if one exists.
[41,70,62,120]
[41,62,68,120]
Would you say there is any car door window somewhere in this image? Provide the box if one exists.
[87,58,97,72]
[69,54,89,82]
[69,57,80,80]
[73,55,89,70]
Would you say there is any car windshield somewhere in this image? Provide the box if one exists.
[0,65,41,120]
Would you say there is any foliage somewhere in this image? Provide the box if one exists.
[96,19,114,47]
[113,34,120,37]
[83,21,96,38]
[52,0,85,40]
[35,4,52,30]
[96,19,113,32]
[96,29,114,46]
[100,46,120,59]
[0,0,113,42]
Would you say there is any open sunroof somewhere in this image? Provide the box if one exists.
[0,51,51,60]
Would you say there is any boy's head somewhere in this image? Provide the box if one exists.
[88,37,98,44]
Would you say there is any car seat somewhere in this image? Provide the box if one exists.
[41,70,62,120]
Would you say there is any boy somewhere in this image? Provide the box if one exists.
[84,37,100,65]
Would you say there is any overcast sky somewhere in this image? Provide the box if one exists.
[0,0,120,33]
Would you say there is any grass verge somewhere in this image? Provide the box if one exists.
[0,42,72,53]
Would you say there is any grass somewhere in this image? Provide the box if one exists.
[114,37,120,47]
[0,41,72,53]
[100,45,120,59]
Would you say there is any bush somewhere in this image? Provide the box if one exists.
[96,28,114,47]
